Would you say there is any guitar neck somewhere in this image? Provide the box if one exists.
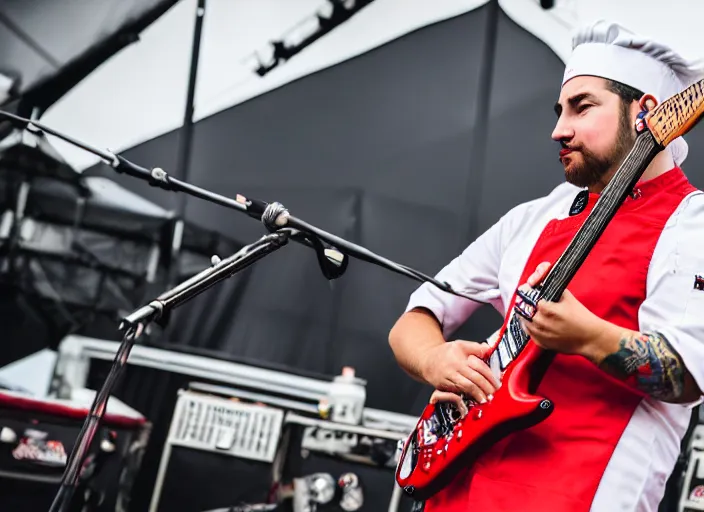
[539,132,661,302]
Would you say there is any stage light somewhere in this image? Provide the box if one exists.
[246,0,376,77]
[308,473,336,504]
[334,0,357,9]
[292,473,336,510]
[317,1,334,18]
[281,14,323,48]
[243,44,278,77]
[338,473,364,511]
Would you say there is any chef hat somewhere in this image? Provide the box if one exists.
[562,20,704,166]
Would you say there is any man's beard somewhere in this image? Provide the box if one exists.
[564,103,636,189]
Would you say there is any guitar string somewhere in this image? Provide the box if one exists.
[542,135,658,301]
[495,133,659,368]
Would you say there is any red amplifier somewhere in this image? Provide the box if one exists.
[0,389,150,511]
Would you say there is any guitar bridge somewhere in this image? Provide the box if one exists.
[435,403,458,435]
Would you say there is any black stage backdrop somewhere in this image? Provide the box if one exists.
[83,4,704,420]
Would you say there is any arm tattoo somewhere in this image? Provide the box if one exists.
[599,332,685,401]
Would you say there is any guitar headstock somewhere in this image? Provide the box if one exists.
[645,79,704,147]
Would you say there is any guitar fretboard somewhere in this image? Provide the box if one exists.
[489,132,660,372]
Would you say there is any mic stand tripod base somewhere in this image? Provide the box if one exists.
[49,326,142,512]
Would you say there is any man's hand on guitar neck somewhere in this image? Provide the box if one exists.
[517,262,702,404]
[515,261,609,357]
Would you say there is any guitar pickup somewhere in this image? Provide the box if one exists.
[514,287,542,321]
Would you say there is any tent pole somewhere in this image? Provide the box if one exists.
[169,0,207,287]
[456,0,500,251]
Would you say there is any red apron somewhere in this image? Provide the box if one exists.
[426,167,696,511]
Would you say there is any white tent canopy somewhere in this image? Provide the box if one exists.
[42,0,487,170]
[41,0,704,172]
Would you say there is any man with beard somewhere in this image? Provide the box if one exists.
[388,20,704,512]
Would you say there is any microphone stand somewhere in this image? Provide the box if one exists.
[50,229,297,512]
[0,110,477,512]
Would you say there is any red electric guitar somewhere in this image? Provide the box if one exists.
[395,82,704,501]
